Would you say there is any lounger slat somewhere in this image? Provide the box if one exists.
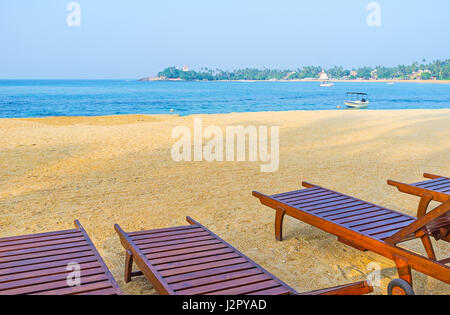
[279,190,333,202]
[355,217,413,232]
[171,268,263,291]
[204,280,282,295]
[0,232,83,248]
[159,258,250,278]
[414,178,448,188]
[0,274,109,295]
[146,243,228,260]
[128,225,199,237]
[309,201,365,214]
[272,187,322,198]
[423,182,450,191]
[314,204,376,218]
[30,280,114,295]
[0,241,89,259]
[0,236,86,253]
[0,261,101,284]
[155,253,242,271]
[164,263,255,284]
[376,229,416,241]
[300,199,362,212]
[0,255,98,276]
[0,222,122,295]
[176,273,272,295]
[0,267,104,291]
[0,245,91,263]
[0,250,94,269]
[335,210,392,224]
[134,231,211,245]
[138,235,217,250]
[322,206,383,219]
[141,239,223,255]
[130,228,205,241]
[366,220,415,236]
[0,229,80,244]
[149,248,234,265]
[289,195,349,208]
[278,191,337,203]
[344,213,403,228]
[115,218,297,295]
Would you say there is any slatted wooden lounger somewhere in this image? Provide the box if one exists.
[115,217,372,295]
[253,181,450,295]
[0,220,122,295]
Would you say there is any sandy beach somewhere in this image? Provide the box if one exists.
[0,109,449,295]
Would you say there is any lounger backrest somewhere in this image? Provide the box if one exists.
[115,217,298,295]
[385,199,450,244]
[0,221,122,295]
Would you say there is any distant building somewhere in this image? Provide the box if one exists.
[371,69,378,80]
[350,70,358,77]
[182,66,189,72]
[318,70,329,80]
[410,69,431,80]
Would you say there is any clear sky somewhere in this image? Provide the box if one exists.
[0,0,449,79]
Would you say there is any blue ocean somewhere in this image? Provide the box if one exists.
[0,80,449,118]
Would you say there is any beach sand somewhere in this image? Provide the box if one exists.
[0,109,449,295]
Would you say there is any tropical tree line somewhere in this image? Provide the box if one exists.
[157,59,450,81]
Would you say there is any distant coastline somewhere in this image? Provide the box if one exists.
[143,60,450,83]
[138,77,450,84]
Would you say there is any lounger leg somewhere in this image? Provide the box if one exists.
[393,255,413,288]
[418,231,437,261]
[275,207,286,241]
[124,250,134,283]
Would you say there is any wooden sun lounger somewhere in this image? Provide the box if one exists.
[253,182,450,295]
[115,217,372,295]
[0,221,122,295]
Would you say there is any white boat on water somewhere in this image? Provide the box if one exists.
[345,92,369,109]
[320,81,334,87]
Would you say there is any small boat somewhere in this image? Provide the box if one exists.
[320,81,334,87]
[386,81,394,85]
[345,92,369,109]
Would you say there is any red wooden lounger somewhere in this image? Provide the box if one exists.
[0,221,122,295]
[115,217,372,295]
[253,182,450,295]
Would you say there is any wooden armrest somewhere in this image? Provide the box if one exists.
[423,173,443,179]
